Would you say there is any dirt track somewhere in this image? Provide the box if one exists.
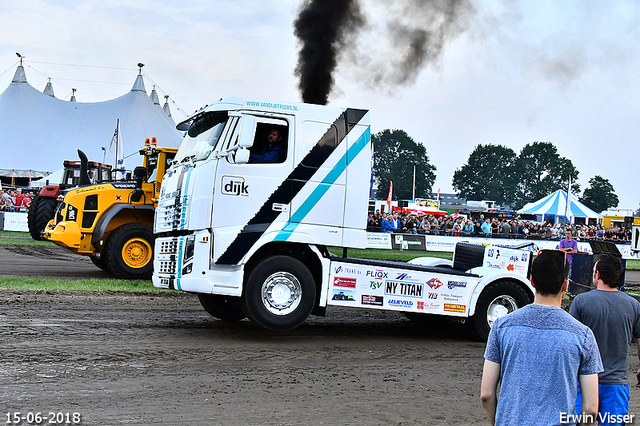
[1,245,639,425]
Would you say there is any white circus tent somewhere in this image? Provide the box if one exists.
[0,63,183,183]
[518,189,603,224]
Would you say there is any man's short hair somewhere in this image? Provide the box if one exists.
[531,250,569,296]
[595,253,624,289]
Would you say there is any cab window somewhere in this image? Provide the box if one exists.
[247,122,288,164]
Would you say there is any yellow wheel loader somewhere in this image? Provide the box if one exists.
[44,138,177,279]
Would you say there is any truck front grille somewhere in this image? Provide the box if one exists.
[156,237,179,276]
[156,197,188,231]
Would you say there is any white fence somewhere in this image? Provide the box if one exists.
[1,212,28,232]
[366,232,640,260]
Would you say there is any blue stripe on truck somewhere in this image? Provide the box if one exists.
[274,126,371,241]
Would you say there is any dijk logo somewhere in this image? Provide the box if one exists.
[221,176,249,196]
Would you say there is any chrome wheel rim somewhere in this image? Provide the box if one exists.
[261,272,302,315]
[486,295,518,328]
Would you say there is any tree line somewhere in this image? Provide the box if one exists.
[372,130,619,212]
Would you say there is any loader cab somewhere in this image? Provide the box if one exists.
[61,160,112,186]
[143,148,178,183]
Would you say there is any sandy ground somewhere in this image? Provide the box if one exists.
[0,245,639,425]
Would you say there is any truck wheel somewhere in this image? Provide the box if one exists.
[27,194,58,240]
[90,255,109,272]
[199,294,246,322]
[242,256,316,331]
[105,223,155,279]
[468,280,531,342]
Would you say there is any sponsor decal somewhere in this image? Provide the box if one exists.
[486,261,501,269]
[417,300,441,310]
[361,295,384,306]
[441,293,463,302]
[333,276,356,288]
[427,292,438,300]
[507,264,514,271]
[385,280,423,297]
[366,269,388,279]
[221,176,249,196]
[444,303,466,313]
[396,272,412,281]
[334,265,360,275]
[387,299,413,308]
[521,253,528,261]
[369,280,383,290]
[426,278,444,290]
[332,290,356,302]
[487,249,494,257]
[447,281,467,290]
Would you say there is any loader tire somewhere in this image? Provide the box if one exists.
[105,223,155,279]
[27,194,57,240]
[90,255,109,272]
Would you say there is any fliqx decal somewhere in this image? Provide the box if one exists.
[215,109,368,265]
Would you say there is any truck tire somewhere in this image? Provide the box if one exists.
[27,194,58,240]
[242,256,316,331]
[468,280,531,342]
[90,255,109,272]
[104,223,155,279]
[199,294,246,322]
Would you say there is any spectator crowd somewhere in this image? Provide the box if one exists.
[366,210,632,242]
[0,188,34,212]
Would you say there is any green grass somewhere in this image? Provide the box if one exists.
[0,230,54,246]
[1,229,637,293]
[626,259,640,270]
[0,277,168,292]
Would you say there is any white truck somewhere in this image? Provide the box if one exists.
[152,97,535,340]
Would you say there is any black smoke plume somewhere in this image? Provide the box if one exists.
[294,0,474,103]
[294,0,365,105]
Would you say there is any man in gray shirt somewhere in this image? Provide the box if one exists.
[570,253,640,426]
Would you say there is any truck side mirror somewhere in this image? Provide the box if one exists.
[238,115,256,148]
[235,147,250,164]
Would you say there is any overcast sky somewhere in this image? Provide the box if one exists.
[1,0,639,210]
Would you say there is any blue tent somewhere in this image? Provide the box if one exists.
[518,189,603,223]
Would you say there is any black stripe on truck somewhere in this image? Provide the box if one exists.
[215,108,367,265]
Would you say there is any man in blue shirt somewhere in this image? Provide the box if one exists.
[249,128,285,163]
[481,250,603,426]
[481,219,491,236]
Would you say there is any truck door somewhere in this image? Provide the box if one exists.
[212,115,294,265]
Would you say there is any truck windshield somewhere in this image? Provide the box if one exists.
[175,111,229,163]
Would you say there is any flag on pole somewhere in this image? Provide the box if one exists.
[109,119,125,179]
[564,176,572,225]
[386,181,393,212]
